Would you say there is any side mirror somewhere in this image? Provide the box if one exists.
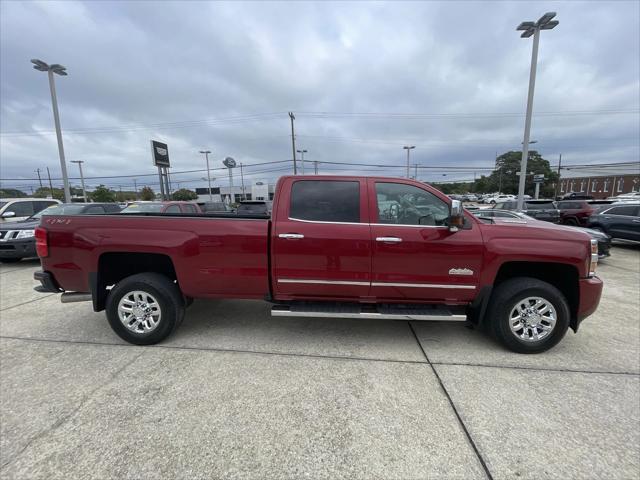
[449,200,464,232]
[1,211,16,218]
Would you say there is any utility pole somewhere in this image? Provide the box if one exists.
[240,162,246,200]
[297,149,307,175]
[70,160,86,202]
[414,164,418,180]
[515,12,559,211]
[31,59,71,203]
[403,146,415,178]
[199,150,213,201]
[46,167,54,199]
[289,112,297,174]
[554,153,562,199]
[314,161,318,175]
[133,179,138,200]
[35,168,43,188]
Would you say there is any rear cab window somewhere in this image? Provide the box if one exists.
[289,180,360,223]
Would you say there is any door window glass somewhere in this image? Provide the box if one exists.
[375,182,449,226]
[290,180,360,223]
[8,201,34,217]
[605,206,639,216]
[164,205,181,214]
[183,204,197,213]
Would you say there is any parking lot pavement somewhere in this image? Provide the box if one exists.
[0,246,639,479]
[1,339,486,480]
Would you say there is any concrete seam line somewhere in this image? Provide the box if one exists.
[0,335,429,366]
[430,361,640,377]
[0,293,56,312]
[1,349,146,470]
[407,321,494,480]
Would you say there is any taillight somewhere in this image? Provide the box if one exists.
[35,227,48,258]
[588,239,598,277]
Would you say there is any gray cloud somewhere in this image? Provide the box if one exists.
[1,0,638,193]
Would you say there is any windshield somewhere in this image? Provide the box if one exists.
[0,202,7,210]
[121,203,164,213]
[34,204,86,219]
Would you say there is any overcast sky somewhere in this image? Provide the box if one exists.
[1,0,639,193]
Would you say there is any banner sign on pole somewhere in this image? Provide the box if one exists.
[151,140,170,167]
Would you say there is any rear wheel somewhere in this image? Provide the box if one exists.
[487,277,570,354]
[106,273,185,345]
[564,218,578,226]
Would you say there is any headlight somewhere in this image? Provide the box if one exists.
[16,230,35,239]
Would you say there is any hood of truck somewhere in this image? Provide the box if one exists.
[488,217,591,240]
[0,218,39,231]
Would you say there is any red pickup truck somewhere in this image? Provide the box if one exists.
[34,176,603,353]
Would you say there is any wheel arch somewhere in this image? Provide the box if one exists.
[91,252,178,312]
[480,261,580,332]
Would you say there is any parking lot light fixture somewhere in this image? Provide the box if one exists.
[31,58,71,203]
[515,12,558,211]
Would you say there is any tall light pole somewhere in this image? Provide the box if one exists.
[515,12,559,210]
[289,112,297,174]
[403,146,415,178]
[199,150,213,201]
[31,59,71,203]
[70,160,86,202]
[297,149,307,175]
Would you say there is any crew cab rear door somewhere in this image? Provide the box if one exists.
[368,179,483,303]
[272,177,372,300]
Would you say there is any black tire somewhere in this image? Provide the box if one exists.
[564,218,578,226]
[0,258,21,263]
[487,277,570,354]
[105,273,185,345]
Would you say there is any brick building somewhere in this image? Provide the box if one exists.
[559,173,640,199]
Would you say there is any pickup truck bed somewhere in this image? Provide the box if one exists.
[34,175,603,354]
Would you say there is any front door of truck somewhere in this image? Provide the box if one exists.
[272,178,372,300]
[368,180,483,303]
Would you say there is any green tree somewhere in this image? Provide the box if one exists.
[471,150,558,197]
[172,188,197,201]
[139,186,155,201]
[34,187,64,200]
[90,185,116,203]
[0,188,27,198]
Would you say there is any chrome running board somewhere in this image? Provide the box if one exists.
[271,302,467,321]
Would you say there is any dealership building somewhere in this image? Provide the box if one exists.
[559,173,639,199]
[195,180,275,204]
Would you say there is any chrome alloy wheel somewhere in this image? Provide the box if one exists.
[509,296,557,343]
[117,290,161,334]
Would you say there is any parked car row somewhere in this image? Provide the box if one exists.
[0,203,122,262]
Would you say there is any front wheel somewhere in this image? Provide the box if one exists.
[487,277,570,354]
[105,273,185,345]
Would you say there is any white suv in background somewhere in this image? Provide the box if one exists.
[0,198,61,223]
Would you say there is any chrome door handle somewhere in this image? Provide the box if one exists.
[376,236,403,243]
[279,233,305,239]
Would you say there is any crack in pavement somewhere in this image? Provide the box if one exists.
[0,293,56,312]
[407,321,494,480]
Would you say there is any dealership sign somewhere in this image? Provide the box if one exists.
[151,140,170,167]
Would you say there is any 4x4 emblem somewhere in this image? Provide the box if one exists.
[449,268,474,276]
